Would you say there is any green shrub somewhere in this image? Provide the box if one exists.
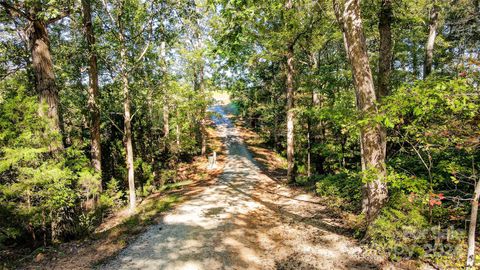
[159,169,177,186]
[68,213,97,238]
[99,178,125,212]
[295,175,310,186]
[368,192,464,263]
[314,171,362,212]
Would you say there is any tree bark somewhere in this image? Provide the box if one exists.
[176,109,181,148]
[163,100,169,139]
[376,0,393,211]
[199,66,207,156]
[377,0,393,100]
[82,0,102,178]
[160,41,170,151]
[119,31,136,212]
[333,0,388,221]
[312,89,326,174]
[286,44,296,184]
[424,3,439,79]
[194,62,207,156]
[27,20,64,151]
[466,178,480,268]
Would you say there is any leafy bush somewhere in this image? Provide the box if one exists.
[135,158,155,196]
[0,88,89,245]
[314,171,362,212]
[99,178,125,213]
[369,192,429,260]
[68,213,98,238]
[369,192,465,265]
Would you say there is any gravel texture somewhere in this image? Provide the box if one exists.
[101,96,383,270]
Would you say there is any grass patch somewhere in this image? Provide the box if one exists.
[121,194,180,232]
[158,181,193,193]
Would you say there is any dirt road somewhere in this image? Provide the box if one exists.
[102,96,380,270]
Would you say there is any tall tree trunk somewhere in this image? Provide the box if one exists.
[160,42,169,151]
[466,178,480,268]
[424,2,439,79]
[199,65,207,156]
[194,62,207,156]
[201,118,207,156]
[334,0,388,221]
[176,108,181,149]
[273,96,279,151]
[307,118,311,178]
[163,100,169,140]
[119,33,136,212]
[377,0,393,100]
[190,5,207,157]
[375,0,393,211]
[311,90,325,174]
[286,44,296,184]
[27,20,63,151]
[82,0,102,179]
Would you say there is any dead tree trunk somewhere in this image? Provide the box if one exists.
[333,0,388,221]
[82,0,102,178]
[424,2,439,79]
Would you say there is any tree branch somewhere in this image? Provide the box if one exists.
[46,7,71,24]
[127,41,151,73]
[0,1,32,20]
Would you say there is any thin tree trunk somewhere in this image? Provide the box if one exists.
[119,32,136,212]
[334,0,388,221]
[376,0,393,210]
[50,212,57,243]
[272,86,279,151]
[27,20,63,151]
[311,54,325,175]
[424,2,439,79]
[176,109,181,148]
[273,109,279,151]
[163,101,169,139]
[201,120,207,155]
[307,118,311,178]
[312,91,325,175]
[82,0,102,181]
[190,7,207,157]
[194,62,207,156]
[377,0,393,100]
[160,42,170,151]
[286,44,296,184]
[466,178,480,268]
[42,209,47,247]
[199,65,207,156]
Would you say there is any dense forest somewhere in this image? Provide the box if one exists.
[0,0,479,269]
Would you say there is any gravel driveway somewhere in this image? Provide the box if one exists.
[101,96,381,270]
